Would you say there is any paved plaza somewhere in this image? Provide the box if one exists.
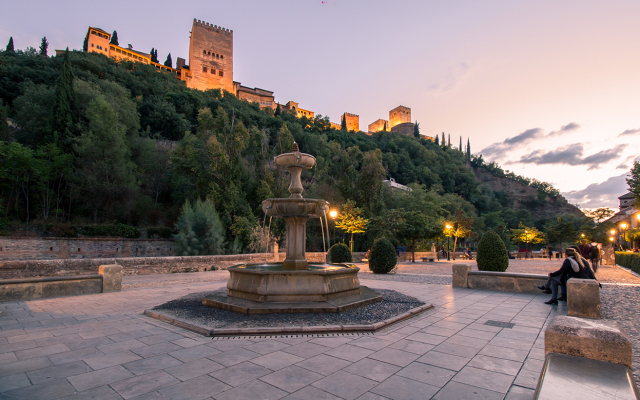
[0,270,568,400]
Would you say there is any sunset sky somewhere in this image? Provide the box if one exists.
[2,0,639,209]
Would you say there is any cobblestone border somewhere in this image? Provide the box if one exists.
[143,303,433,337]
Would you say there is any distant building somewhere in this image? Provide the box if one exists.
[343,112,359,132]
[383,178,412,192]
[606,192,638,229]
[389,106,411,128]
[282,101,314,118]
[368,119,389,134]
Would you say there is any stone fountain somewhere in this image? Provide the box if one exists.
[202,143,381,314]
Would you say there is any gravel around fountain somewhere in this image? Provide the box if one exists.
[152,288,425,329]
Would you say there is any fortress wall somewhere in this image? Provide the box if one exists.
[344,113,359,131]
[368,119,388,133]
[188,19,234,93]
[0,237,175,261]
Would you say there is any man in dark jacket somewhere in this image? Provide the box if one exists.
[538,247,587,304]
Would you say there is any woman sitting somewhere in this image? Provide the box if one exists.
[538,247,587,305]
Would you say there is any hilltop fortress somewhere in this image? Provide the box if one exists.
[85,19,432,139]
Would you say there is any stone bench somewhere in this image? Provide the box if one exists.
[567,278,600,319]
[452,264,547,293]
[421,257,435,262]
[535,316,639,399]
[0,264,122,301]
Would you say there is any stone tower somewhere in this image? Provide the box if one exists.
[344,113,360,132]
[389,106,411,128]
[187,19,234,93]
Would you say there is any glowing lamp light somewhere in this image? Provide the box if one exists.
[621,223,628,229]
[329,210,337,219]
[581,233,585,237]
[637,214,640,221]
[609,237,614,242]
[446,224,452,230]
[611,229,616,235]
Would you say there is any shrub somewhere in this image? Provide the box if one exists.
[329,243,352,263]
[147,227,175,239]
[174,198,225,256]
[616,251,640,274]
[369,238,397,274]
[477,230,509,272]
[75,224,140,238]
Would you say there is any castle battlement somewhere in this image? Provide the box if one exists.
[193,19,233,35]
[344,112,359,117]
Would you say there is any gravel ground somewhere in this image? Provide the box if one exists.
[152,289,425,328]
[600,284,640,387]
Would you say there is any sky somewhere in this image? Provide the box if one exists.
[2,0,639,209]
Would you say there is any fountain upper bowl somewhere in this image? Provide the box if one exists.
[274,152,316,170]
[262,198,329,218]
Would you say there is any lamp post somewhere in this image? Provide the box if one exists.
[445,224,452,261]
[329,210,337,247]
[611,229,616,250]
[620,223,628,250]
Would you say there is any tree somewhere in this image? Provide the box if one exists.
[174,198,225,255]
[164,53,172,68]
[448,133,451,147]
[110,31,119,46]
[413,121,420,138]
[445,210,474,259]
[545,217,577,245]
[49,49,76,151]
[274,103,281,116]
[6,37,14,52]
[336,199,369,252]
[0,100,10,142]
[150,48,159,63]
[39,37,48,57]
[511,223,544,251]
[441,132,445,147]
[83,36,88,52]
[341,114,347,131]
[459,136,462,151]
[627,161,640,203]
[397,210,441,262]
[435,135,439,145]
[466,138,471,159]
[583,207,615,224]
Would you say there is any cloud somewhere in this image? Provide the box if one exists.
[618,128,640,137]
[548,122,580,136]
[518,144,625,170]
[617,155,640,170]
[481,128,543,157]
[426,62,473,93]
[562,173,629,208]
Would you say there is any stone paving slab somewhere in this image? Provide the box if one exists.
[0,277,571,399]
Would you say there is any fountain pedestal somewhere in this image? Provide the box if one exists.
[283,216,309,270]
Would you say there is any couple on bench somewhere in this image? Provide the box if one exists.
[538,245,599,305]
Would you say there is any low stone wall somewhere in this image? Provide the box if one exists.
[0,252,330,279]
[0,264,122,301]
[0,237,175,261]
[452,265,547,293]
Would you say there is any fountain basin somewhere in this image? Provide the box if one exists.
[262,198,329,218]
[223,263,362,302]
[274,152,316,169]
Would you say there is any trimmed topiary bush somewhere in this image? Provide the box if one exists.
[477,230,509,272]
[329,243,352,263]
[369,238,397,274]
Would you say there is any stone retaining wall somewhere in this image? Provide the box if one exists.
[453,266,548,293]
[0,252,330,279]
[0,237,175,261]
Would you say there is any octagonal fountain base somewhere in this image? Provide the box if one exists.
[202,263,382,314]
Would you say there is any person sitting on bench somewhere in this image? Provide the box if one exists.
[538,247,587,305]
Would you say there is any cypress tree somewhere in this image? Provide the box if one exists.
[413,121,420,138]
[448,134,450,147]
[150,48,155,62]
[459,136,462,151]
[435,135,439,145]
[155,50,158,63]
[341,114,347,131]
[6,37,14,52]
[441,132,445,148]
[110,31,119,45]
[466,138,471,159]
[274,103,281,116]
[83,36,88,52]
[383,121,387,131]
[49,48,76,151]
[164,53,172,68]
[39,37,48,56]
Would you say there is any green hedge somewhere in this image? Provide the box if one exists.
[147,227,176,239]
[369,238,397,274]
[329,243,352,263]
[477,230,509,272]
[45,223,141,238]
[615,252,640,274]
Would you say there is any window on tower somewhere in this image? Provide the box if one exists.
[203,66,207,73]
[219,70,223,77]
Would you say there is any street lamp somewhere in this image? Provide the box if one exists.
[620,223,628,250]
[329,210,337,246]
[445,224,452,260]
